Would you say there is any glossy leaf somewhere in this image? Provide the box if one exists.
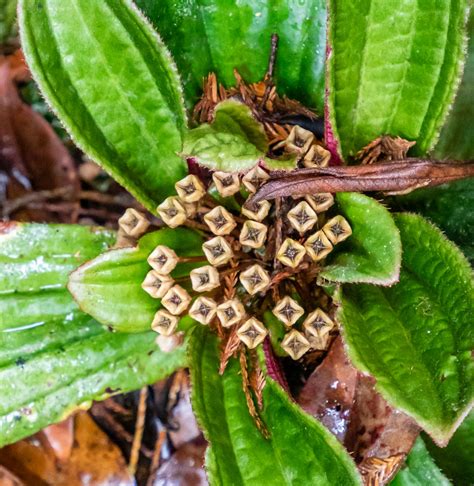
[320,193,401,285]
[0,0,17,42]
[0,222,114,333]
[189,326,362,485]
[434,13,474,160]
[68,228,203,333]
[390,438,451,486]
[337,214,474,445]
[327,0,469,159]
[19,0,187,211]
[182,100,267,171]
[136,0,327,112]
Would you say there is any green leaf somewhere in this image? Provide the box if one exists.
[189,326,362,486]
[327,0,469,159]
[394,179,474,263]
[0,223,114,332]
[337,213,473,445]
[136,0,327,113]
[19,0,187,211]
[68,228,204,333]
[434,13,474,159]
[390,438,451,486]
[424,412,474,486]
[182,100,267,171]
[0,0,17,42]
[320,193,401,285]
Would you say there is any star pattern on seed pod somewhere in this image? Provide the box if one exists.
[190,265,220,292]
[272,296,305,326]
[147,246,179,274]
[118,208,149,237]
[213,171,241,197]
[157,196,187,228]
[276,125,314,155]
[287,201,318,233]
[161,285,192,315]
[237,317,268,349]
[303,144,331,168]
[241,199,271,221]
[242,166,270,193]
[303,308,335,338]
[202,236,234,266]
[175,174,206,203]
[217,299,246,327]
[322,215,352,244]
[281,330,311,360]
[277,238,306,268]
[204,206,237,235]
[141,270,174,299]
[189,296,217,325]
[239,220,268,249]
[239,264,271,295]
[304,230,333,262]
[305,193,334,213]
[151,309,179,336]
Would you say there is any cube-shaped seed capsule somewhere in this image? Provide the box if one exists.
[283,125,315,154]
[141,270,174,298]
[303,144,331,168]
[189,296,217,325]
[239,220,268,249]
[288,201,318,233]
[217,299,246,327]
[212,171,241,197]
[202,236,233,266]
[305,193,334,213]
[157,197,187,228]
[242,166,269,193]
[277,238,306,268]
[204,206,237,236]
[147,245,179,274]
[272,296,305,326]
[304,231,333,262]
[322,215,352,244]
[237,317,268,349]
[190,265,220,292]
[303,308,335,338]
[241,200,271,221]
[239,264,271,295]
[151,309,179,336]
[281,330,311,360]
[156,333,183,353]
[118,208,149,237]
[161,285,192,315]
[175,175,206,203]
[307,332,330,351]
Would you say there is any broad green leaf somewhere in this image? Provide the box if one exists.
[182,100,267,171]
[19,0,187,211]
[68,228,203,333]
[136,0,327,112]
[390,438,451,486]
[0,0,17,42]
[189,326,362,486]
[0,222,114,332]
[394,179,474,262]
[434,13,474,159]
[337,214,473,445]
[327,0,469,159]
[320,193,401,285]
[425,412,474,486]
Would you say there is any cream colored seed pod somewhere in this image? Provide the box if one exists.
[241,200,271,222]
[237,318,268,349]
[212,171,241,197]
[147,245,179,274]
[281,330,311,360]
[304,231,333,262]
[151,309,179,336]
[276,238,306,268]
[161,285,192,315]
[189,297,217,325]
[190,265,220,292]
[303,144,331,168]
[272,296,304,327]
[182,201,199,218]
[216,299,246,328]
[239,264,271,295]
[276,125,314,155]
[303,308,335,338]
[175,174,206,203]
[239,220,268,249]
[155,333,184,353]
[307,332,330,351]
[242,166,269,193]
[141,270,174,299]
[157,197,187,228]
[322,215,352,244]
[305,193,334,213]
[287,201,318,233]
[118,208,149,237]
[202,236,234,266]
[204,206,237,236]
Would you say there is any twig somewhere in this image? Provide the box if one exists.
[146,429,167,486]
[129,387,148,476]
